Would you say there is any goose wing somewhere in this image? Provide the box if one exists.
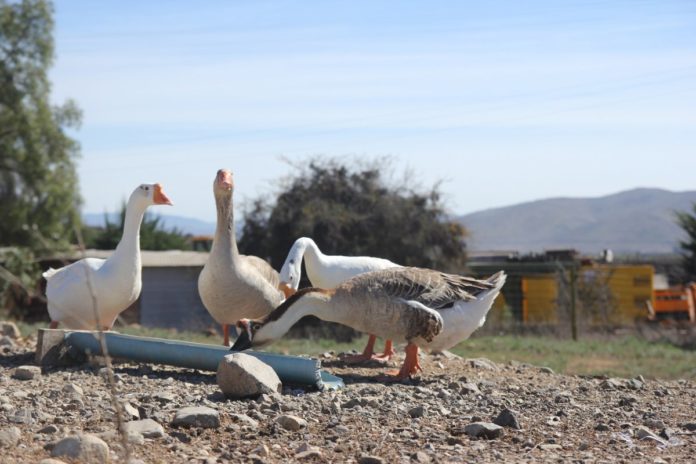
[364,267,497,309]
[241,255,280,287]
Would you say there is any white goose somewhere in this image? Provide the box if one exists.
[44,183,173,330]
[278,237,401,362]
[233,267,506,380]
[198,169,284,346]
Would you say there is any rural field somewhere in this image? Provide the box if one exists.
[1,322,695,463]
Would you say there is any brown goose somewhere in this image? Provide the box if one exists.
[198,169,284,345]
[232,267,506,379]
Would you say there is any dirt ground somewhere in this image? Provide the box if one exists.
[1,331,695,464]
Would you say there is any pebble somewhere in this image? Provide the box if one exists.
[217,353,282,398]
[276,414,307,431]
[0,426,21,448]
[51,434,109,464]
[39,459,68,464]
[172,406,220,429]
[0,321,21,339]
[38,425,60,434]
[411,451,432,463]
[12,365,41,381]
[539,366,555,374]
[62,383,84,397]
[358,455,385,464]
[123,402,140,420]
[229,413,259,429]
[464,422,504,439]
[493,408,521,429]
[408,405,426,418]
[125,418,165,438]
[295,443,322,459]
[467,358,498,370]
[681,423,696,431]
[539,444,563,451]
[460,383,481,395]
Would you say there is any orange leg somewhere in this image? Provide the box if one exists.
[49,321,59,329]
[373,339,396,361]
[223,324,230,347]
[383,343,422,380]
[343,334,378,363]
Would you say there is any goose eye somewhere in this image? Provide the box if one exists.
[252,323,262,331]
[144,186,150,191]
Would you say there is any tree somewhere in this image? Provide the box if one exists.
[238,158,468,275]
[85,202,192,251]
[676,203,696,282]
[0,0,82,252]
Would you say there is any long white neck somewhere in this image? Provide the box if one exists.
[301,239,326,283]
[111,196,147,262]
[211,192,239,259]
[257,291,331,342]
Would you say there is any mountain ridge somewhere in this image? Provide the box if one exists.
[458,187,696,254]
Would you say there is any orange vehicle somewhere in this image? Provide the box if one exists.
[648,284,696,322]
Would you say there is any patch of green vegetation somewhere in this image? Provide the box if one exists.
[452,334,696,380]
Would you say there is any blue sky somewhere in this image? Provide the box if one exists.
[50,0,696,222]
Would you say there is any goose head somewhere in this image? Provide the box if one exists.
[230,318,265,351]
[130,183,173,208]
[213,169,234,197]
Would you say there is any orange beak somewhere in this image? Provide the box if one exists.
[279,282,296,298]
[153,183,173,205]
[217,169,233,190]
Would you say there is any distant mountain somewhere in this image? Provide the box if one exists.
[83,212,216,236]
[458,188,696,254]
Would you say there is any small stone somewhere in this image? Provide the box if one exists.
[626,378,644,390]
[594,423,610,431]
[12,365,41,380]
[253,444,270,457]
[172,406,220,429]
[460,383,481,395]
[644,419,665,430]
[464,422,504,439]
[467,358,498,370]
[276,414,307,431]
[635,426,661,441]
[411,451,432,463]
[123,402,140,420]
[539,444,562,451]
[51,434,109,464]
[600,378,623,390]
[62,383,83,397]
[229,413,259,429]
[125,419,165,438]
[660,428,676,440]
[0,426,21,448]
[358,455,385,464]
[681,422,696,431]
[295,443,322,459]
[39,460,67,464]
[408,405,426,418]
[539,366,555,374]
[38,425,60,434]
[0,321,21,339]
[0,336,15,347]
[217,353,282,399]
[493,408,521,429]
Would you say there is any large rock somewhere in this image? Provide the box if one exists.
[0,426,21,447]
[124,419,165,438]
[493,408,521,429]
[172,406,220,429]
[51,434,109,464]
[216,353,282,399]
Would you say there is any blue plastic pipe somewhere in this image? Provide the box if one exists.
[65,331,343,390]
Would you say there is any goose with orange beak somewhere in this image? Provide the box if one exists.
[278,237,401,362]
[198,169,285,346]
[44,183,173,330]
[233,267,506,380]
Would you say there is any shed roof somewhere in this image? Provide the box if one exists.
[48,249,210,267]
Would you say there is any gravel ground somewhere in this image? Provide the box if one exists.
[1,329,695,464]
